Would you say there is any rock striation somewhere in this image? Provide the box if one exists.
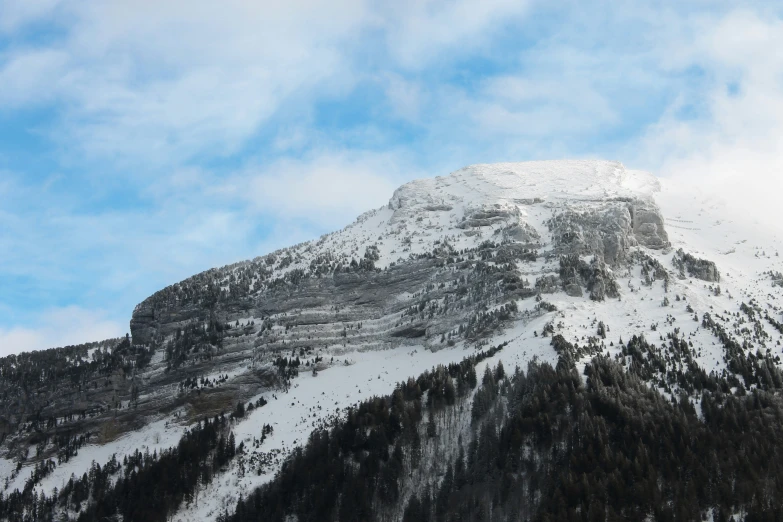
[0,160,677,462]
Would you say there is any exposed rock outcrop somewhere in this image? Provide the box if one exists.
[673,248,720,282]
[0,160,673,462]
[632,200,669,249]
[559,254,619,301]
[547,198,669,266]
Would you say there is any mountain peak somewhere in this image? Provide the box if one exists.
[390,159,660,214]
[4,158,783,522]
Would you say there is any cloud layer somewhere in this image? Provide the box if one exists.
[636,9,783,228]
[0,1,781,354]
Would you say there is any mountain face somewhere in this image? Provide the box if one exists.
[1,160,783,521]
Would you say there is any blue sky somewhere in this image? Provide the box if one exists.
[1,0,782,354]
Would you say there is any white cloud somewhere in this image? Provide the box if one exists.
[471,73,617,137]
[0,49,70,106]
[0,0,63,33]
[0,0,372,164]
[384,74,423,123]
[2,0,783,355]
[0,306,124,356]
[634,9,783,228]
[381,0,532,68]
[238,151,409,230]
[0,0,544,165]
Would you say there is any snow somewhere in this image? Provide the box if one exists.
[174,344,470,519]
[5,160,783,520]
[260,160,660,279]
[0,415,189,497]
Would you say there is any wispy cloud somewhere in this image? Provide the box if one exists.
[0,306,123,356]
[379,0,532,68]
[0,0,64,33]
[237,151,412,229]
[0,0,372,164]
[630,8,783,227]
[0,0,781,353]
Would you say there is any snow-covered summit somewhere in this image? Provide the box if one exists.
[301,160,666,274]
[390,159,660,213]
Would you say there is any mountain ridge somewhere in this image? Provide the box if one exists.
[1,159,782,521]
[129,159,669,343]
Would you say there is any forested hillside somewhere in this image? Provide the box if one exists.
[2,161,782,521]
[226,336,783,522]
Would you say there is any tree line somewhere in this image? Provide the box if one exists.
[224,335,783,521]
[0,413,237,521]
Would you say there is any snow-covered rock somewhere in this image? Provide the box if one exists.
[2,159,782,521]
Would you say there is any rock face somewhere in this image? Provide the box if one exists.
[0,160,676,460]
[632,200,669,249]
[673,249,720,282]
[558,254,619,301]
[547,199,669,266]
[20,160,783,522]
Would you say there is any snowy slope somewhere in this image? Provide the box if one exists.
[266,159,661,272]
[152,162,783,520]
[3,160,782,521]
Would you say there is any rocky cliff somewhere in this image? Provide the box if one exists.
[5,160,782,522]
[2,161,672,460]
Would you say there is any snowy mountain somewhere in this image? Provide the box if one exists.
[1,160,782,521]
